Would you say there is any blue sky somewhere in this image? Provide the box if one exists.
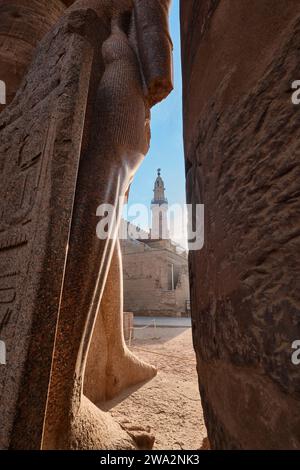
[127,0,185,230]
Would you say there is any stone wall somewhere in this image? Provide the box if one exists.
[122,239,189,317]
[0,1,74,112]
[181,0,300,449]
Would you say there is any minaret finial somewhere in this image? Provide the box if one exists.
[151,168,169,239]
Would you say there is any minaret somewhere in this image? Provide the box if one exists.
[151,169,169,239]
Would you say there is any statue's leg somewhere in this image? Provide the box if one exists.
[83,296,108,405]
[105,239,157,399]
[84,239,156,403]
[43,159,138,449]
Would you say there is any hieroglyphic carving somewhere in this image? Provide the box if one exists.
[0,272,18,334]
[0,7,103,449]
[0,231,28,251]
[0,1,173,451]
[0,125,46,232]
[0,309,12,333]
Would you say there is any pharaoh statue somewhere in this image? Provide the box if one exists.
[44,0,173,449]
[0,0,173,450]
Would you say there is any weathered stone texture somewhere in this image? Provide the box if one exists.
[0,1,72,112]
[0,8,104,449]
[181,0,300,449]
[44,0,173,449]
[1,0,173,450]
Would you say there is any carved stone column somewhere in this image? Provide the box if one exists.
[181,0,300,450]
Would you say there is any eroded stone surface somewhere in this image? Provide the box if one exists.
[0,1,70,112]
[0,7,108,450]
[0,0,173,450]
[44,0,173,450]
[181,0,300,449]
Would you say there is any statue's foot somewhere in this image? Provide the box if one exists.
[43,394,138,449]
[68,395,138,450]
[105,347,157,400]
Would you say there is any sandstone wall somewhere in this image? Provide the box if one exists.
[122,240,189,316]
[0,0,73,112]
[181,0,300,449]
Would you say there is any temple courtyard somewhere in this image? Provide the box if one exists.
[102,323,208,450]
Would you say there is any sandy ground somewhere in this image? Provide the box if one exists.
[104,326,208,450]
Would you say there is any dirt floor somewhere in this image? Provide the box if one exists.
[104,326,208,450]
